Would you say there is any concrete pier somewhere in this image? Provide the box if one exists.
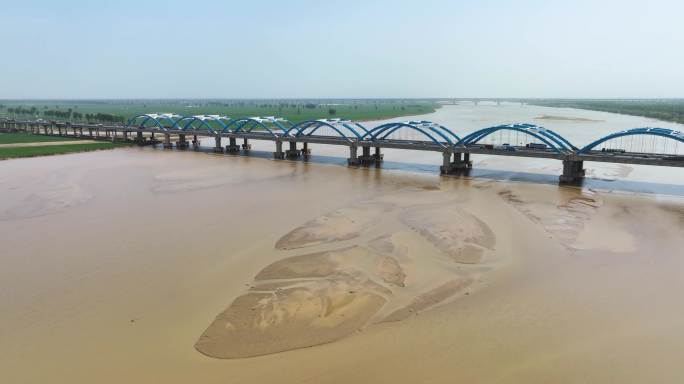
[347,144,359,166]
[242,138,251,151]
[226,137,240,153]
[374,147,383,162]
[559,159,585,183]
[213,136,224,153]
[176,134,189,149]
[163,133,173,149]
[356,145,379,166]
[441,151,473,174]
[285,141,301,159]
[274,140,285,159]
[302,142,311,159]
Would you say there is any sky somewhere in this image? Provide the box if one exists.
[2,0,684,99]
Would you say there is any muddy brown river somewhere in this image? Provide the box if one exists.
[2,104,684,383]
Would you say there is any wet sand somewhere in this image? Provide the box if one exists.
[1,110,684,382]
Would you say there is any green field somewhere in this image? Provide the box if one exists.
[0,141,130,159]
[0,132,81,144]
[0,99,440,125]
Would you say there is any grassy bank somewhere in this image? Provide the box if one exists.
[0,132,82,144]
[529,99,684,125]
[0,141,130,159]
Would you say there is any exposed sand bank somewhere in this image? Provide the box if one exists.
[197,191,500,358]
[534,114,604,122]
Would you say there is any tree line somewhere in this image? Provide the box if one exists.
[0,105,125,124]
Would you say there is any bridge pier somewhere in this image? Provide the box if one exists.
[374,147,383,162]
[285,141,302,159]
[135,131,144,145]
[347,144,360,166]
[123,131,129,141]
[226,137,240,153]
[559,160,585,183]
[441,151,473,174]
[274,140,285,159]
[176,134,189,149]
[356,145,378,166]
[213,136,224,153]
[192,135,200,149]
[242,138,251,151]
[163,133,173,149]
[302,142,311,159]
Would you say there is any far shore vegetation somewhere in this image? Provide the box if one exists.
[528,99,684,125]
[0,99,440,125]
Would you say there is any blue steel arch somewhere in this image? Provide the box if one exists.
[126,114,182,130]
[456,124,573,153]
[224,117,291,136]
[365,122,459,146]
[172,115,230,134]
[578,127,684,154]
[286,119,367,142]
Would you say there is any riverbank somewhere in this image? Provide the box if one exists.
[0,133,130,159]
[529,99,684,125]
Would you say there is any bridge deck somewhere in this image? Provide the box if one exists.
[3,120,684,173]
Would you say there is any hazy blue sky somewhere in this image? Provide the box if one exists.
[2,0,683,99]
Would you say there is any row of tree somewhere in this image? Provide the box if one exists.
[0,105,125,124]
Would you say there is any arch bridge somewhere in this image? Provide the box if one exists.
[4,115,683,184]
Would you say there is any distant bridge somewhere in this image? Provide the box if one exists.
[1,114,683,183]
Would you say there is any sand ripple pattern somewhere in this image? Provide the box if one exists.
[498,188,602,247]
[196,190,503,358]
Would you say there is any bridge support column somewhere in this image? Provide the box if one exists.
[79,127,83,136]
[58,126,63,136]
[453,152,472,169]
[213,136,224,153]
[176,134,189,149]
[136,131,144,145]
[226,137,240,153]
[357,145,378,166]
[440,151,452,174]
[88,128,93,138]
[441,150,472,174]
[111,130,117,142]
[302,142,311,159]
[192,135,200,149]
[559,160,585,184]
[242,138,251,151]
[347,144,360,166]
[374,147,383,162]
[150,132,156,145]
[274,140,285,159]
[163,133,173,149]
[123,131,128,141]
[286,141,301,159]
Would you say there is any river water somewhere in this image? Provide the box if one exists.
[1,104,683,383]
